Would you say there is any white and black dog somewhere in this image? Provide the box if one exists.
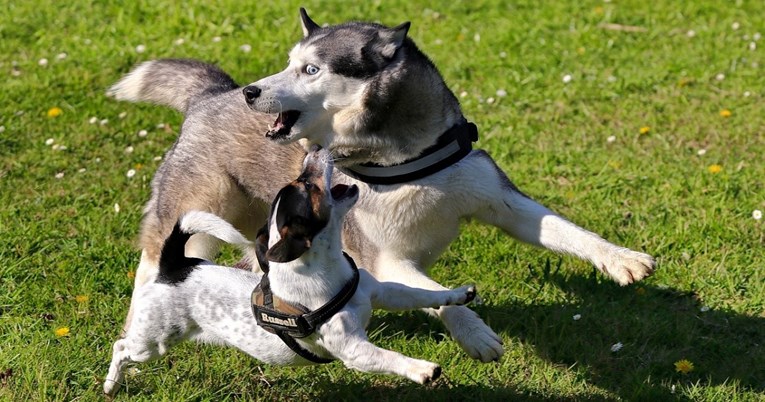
[103,147,476,395]
[109,8,655,363]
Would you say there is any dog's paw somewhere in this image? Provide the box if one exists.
[598,247,656,286]
[451,285,477,305]
[406,360,442,384]
[103,377,121,396]
[440,306,503,363]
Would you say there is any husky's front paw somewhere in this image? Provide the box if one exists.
[440,306,503,362]
[406,360,442,384]
[599,247,656,286]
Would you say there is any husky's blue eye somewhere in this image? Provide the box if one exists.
[304,64,320,75]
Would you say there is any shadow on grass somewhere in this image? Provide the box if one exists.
[377,268,765,401]
[308,382,579,402]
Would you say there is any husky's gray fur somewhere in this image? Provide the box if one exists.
[108,9,655,363]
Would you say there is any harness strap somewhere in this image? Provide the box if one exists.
[339,119,478,185]
[251,253,360,364]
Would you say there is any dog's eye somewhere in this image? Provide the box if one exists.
[303,64,320,75]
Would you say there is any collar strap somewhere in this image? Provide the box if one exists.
[251,253,360,364]
[338,119,478,185]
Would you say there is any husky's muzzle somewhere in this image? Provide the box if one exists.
[242,85,301,140]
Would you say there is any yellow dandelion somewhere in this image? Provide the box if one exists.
[47,107,63,118]
[593,6,604,14]
[674,359,694,374]
[75,295,89,303]
[707,164,722,174]
[639,126,650,135]
[134,163,143,170]
[576,47,586,55]
[607,160,621,169]
[54,327,70,337]
[127,271,136,279]
[719,109,732,118]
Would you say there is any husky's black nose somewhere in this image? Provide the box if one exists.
[243,85,261,104]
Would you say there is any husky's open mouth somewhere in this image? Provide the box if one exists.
[266,111,301,139]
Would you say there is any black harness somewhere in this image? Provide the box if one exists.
[339,119,478,185]
[251,253,359,364]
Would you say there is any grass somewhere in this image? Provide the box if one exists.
[1,0,764,400]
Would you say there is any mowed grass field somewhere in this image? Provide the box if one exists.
[2,0,764,400]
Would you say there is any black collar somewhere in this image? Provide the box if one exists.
[251,253,359,364]
[338,119,478,185]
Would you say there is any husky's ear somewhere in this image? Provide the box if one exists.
[266,235,311,263]
[300,8,320,38]
[379,22,411,58]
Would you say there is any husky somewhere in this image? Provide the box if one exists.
[108,8,655,363]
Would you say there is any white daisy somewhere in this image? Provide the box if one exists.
[610,342,623,352]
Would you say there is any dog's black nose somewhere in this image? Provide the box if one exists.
[243,85,262,104]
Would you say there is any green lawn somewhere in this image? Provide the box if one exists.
[2,0,764,400]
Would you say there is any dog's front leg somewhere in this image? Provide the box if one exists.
[363,271,476,310]
[319,311,442,384]
[466,153,655,285]
[371,256,503,363]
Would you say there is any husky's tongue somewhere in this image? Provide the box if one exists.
[266,111,301,139]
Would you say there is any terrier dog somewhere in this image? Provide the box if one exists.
[104,147,476,395]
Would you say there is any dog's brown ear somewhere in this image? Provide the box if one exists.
[299,8,320,38]
[266,235,311,263]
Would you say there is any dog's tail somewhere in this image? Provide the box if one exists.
[157,211,254,283]
[107,59,238,114]
[178,211,253,249]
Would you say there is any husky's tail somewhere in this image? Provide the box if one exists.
[157,211,253,283]
[107,59,239,114]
